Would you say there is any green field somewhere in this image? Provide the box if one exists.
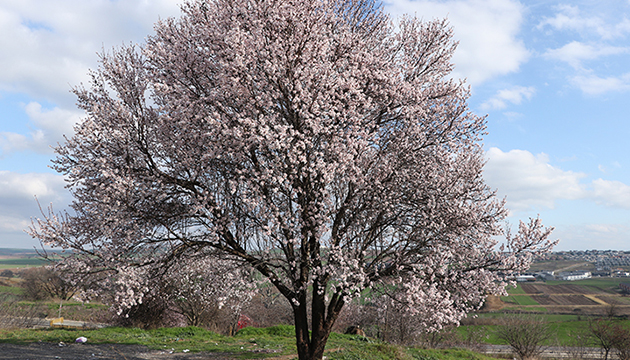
[501,295,540,306]
[0,258,48,269]
[505,284,527,295]
[0,286,23,295]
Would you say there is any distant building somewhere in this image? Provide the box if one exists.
[556,271,591,281]
[536,271,555,281]
[515,275,536,282]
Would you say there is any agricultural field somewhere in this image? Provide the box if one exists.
[491,277,630,316]
[0,258,48,269]
[0,248,65,270]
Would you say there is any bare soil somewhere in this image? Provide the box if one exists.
[0,343,238,360]
[530,295,600,306]
[520,284,610,295]
[480,295,504,311]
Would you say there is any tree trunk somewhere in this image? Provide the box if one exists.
[292,288,345,360]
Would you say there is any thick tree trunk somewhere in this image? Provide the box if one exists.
[294,296,311,360]
[292,288,345,360]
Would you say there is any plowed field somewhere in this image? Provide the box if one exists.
[597,296,630,305]
[530,295,599,306]
[520,284,610,295]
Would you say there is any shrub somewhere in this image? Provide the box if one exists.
[19,267,77,301]
[495,315,550,360]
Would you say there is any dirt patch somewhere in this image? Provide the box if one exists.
[530,295,600,306]
[481,295,504,311]
[0,343,239,360]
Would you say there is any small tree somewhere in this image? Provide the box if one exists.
[30,0,556,359]
[563,329,589,360]
[496,315,551,360]
[19,267,77,301]
[163,256,257,329]
[612,325,630,360]
[589,319,616,360]
[0,270,13,278]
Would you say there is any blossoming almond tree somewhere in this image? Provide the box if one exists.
[30,0,556,359]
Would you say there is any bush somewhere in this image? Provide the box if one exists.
[589,319,616,360]
[19,267,77,301]
[242,285,294,328]
[110,290,181,330]
[495,315,551,360]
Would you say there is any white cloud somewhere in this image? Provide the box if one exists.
[480,86,535,110]
[538,5,630,95]
[0,1,182,105]
[0,102,81,155]
[485,147,630,216]
[0,170,66,201]
[538,4,630,40]
[0,171,70,248]
[484,147,587,212]
[544,41,629,69]
[591,179,630,209]
[569,73,630,95]
[384,0,529,85]
[553,223,630,251]
[0,132,30,153]
[0,215,30,233]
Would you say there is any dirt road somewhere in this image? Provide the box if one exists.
[0,343,236,360]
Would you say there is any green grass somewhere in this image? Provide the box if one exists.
[500,295,539,306]
[463,315,630,347]
[44,302,108,311]
[0,258,47,269]
[505,284,527,295]
[0,325,498,359]
[0,286,23,295]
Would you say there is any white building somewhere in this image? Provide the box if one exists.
[557,271,591,281]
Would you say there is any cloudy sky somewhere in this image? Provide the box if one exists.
[0,0,629,250]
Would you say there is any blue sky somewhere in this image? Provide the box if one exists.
[0,0,629,250]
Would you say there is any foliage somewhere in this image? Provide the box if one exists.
[29,0,556,359]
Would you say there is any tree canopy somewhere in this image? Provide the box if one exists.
[30,1,556,359]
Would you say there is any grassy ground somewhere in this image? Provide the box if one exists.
[0,258,48,269]
[505,284,526,295]
[0,325,496,360]
[501,295,540,306]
